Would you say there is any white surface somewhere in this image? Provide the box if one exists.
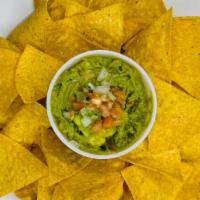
[0,0,199,199]
[47,50,157,159]
[0,0,34,37]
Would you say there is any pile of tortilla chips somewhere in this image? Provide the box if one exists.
[0,0,200,199]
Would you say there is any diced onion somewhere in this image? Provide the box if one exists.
[94,85,110,94]
[81,116,92,127]
[63,111,71,119]
[88,82,95,90]
[80,108,88,117]
[107,91,116,101]
[70,140,79,147]
[97,68,108,81]
[83,88,88,93]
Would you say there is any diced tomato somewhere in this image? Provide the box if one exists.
[110,103,123,119]
[91,120,103,133]
[99,104,110,118]
[72,101,83,111]
[111,88,125,104]
[103,116,114,128]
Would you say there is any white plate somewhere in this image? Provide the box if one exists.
[0,0,199,199]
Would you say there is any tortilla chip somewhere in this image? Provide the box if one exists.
[120,139,148,160]
[180,134,200,161]
[37,178,53,200]
[90,0,166,43]
[180,162,193,182]
[124,0,166,21]
[123,19,141,43]
[40,128,92,186]
[21,197,32,200]
[121,183,134,200]
[0,134,47,197]
[44,21,97,61]
[0,37,20,52]
[66,3,124,51]
[34,0,41,8]
[122,165,182,200]
[88,0,124,10]
[148,77,200,153]
[172,17,200,100]
[52,160,124,200]
[8,0,51,50]
[0,96,23,128]
[15,182,37,200]
[30,145,46,164]
[47,0,66,20]
[176,167,200,200]
[122,149,182,180]
[3,103,50,145]
[48,0,90,20]
[125,10,172,81]
[0,49,20,118]
[65,0,91,17]
[15,45,63,103]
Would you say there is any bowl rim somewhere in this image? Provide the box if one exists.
[46,50,157,159]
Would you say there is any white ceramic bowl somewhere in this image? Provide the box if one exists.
[47,50,157,159]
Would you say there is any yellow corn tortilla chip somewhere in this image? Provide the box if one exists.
[0,37,20,52]
[15,45,63,103]
[40,128,92,186]
[48,0,90,20]
[90,0,166,42]
[148,77,200,153]
[34,0,41,8]
[121,184,134,200]
[122,165,182,200]
[66,3,124,51]
[88,0,124,10]
[125,10,172,81]
[65,1,91,17]
[0,134,47,197]
[8,0,51,50]
[37,178,53,200]
[30,145,46,164]
[120,139,148,160]
[48,0,67,20]
[180,162,193,182]
[176,167,200,200]
[172,17,200,100]
[15,182,37,200]
[52,159,124,200]
[44,21,97,61]
[123,19,141,43]
[3,103,50,145]
[21,197,32,200]
[0,49,20,118]
[179,134,200,161]
[122,149,182,180]
[0,96,23,128]
[124,0,166,21]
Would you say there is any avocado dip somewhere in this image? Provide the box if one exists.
[51,56,152,154]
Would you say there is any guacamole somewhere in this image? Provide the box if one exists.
[51,56,152,154]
